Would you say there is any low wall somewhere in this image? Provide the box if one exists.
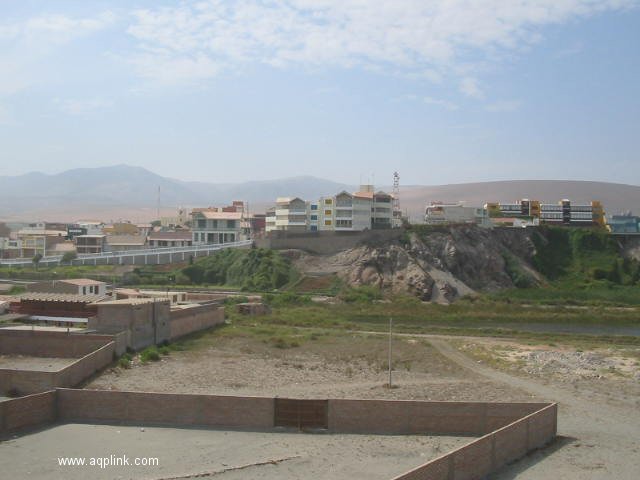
[57,389,274,429]
[392,403,558,480]
[0,330,113,358]
[327,399,549,435]
[0,341,115,395]
[0,390,557,480]
[169,304,225,340]
[0,391,57,435]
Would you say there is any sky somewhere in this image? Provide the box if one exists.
[0,0,639,186]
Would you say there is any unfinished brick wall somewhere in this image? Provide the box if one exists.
[0,330,114,357]
[0,390,557,480]
[169,304,225,340]
[0,391,57,435]
[0,341,115,396]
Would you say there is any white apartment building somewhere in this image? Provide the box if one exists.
[266,185,396,233]
[191,209,244,244]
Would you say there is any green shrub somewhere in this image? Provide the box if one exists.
[140,347,161,363]
[339,285,383,303]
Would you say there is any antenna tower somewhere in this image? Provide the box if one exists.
[392,172,401,226]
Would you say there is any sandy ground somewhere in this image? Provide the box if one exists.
[0,355,74,372]
[85,330,640,479]
[0,424,468,480]
[88,334,536,402]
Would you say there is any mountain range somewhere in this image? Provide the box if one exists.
[0,165,638,222]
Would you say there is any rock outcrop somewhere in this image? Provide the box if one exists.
[291,225,543,303]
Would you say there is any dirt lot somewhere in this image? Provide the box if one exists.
[88,332,535,402]
[0,423,467,480]
[0,355,75,372]
[85,328,640,479]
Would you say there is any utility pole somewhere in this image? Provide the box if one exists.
[388,317,393,388]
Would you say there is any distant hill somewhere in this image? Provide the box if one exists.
[0,165,637,222]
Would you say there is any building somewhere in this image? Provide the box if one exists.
[485,199,605,227]
[272,197,309,232]
[161,208,190,228]
[17,223,67,257]
[425,202,491,227]
[27,279,107,296]
[75,234,106,254]
[105,235,147,251]
[102,222,140,235]
[191,205,245,244]
[265,185,398,233]
[148,231,193,248]
[607,214,640,234]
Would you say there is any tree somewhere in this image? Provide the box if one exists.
[32,253,43,270]
[61,251,77,264]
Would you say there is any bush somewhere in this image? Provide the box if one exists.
[140,347,161,363]
[339,285,383,303]
[117,353,133,369]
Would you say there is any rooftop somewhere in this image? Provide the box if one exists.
[16,292,109,303]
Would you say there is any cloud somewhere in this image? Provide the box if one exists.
[53,97,114,115]
[459,77,485,99]
[423,96,459,111]
[485,100,522,112]
[124,0,635,87]
[0,12,116,95]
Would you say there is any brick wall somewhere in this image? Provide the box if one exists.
[327,399,549,435]
[169,304,225,340]
[0,391,57,435]
[392,403,558,480]
[0,330,113,358]
[0,341,115,395]
[57,389,274,429]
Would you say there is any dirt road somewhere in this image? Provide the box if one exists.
[428,339,640,479]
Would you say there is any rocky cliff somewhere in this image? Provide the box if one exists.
[290,225,545,303]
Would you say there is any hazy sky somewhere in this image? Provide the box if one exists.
[1,1,639,185]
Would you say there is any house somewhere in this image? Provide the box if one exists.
[105,234,147,251]
[26,278,107,296]
[75,234,106,254]
[191,206,245,244]
[607,214,640,234]
[17,223,67,257]
[425,202,491,227]
[148,231,193,248]
[270,197,309,232]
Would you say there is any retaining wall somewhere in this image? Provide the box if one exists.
[169,304,225,340]
[256,229,405,254]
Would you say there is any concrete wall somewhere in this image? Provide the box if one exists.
[256,228,405,254]
[169,304,225,340]
[0,341,115,395]
[0,330,114,358]
[0,391,57,435]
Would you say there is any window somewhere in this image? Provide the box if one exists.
[227,220,236,228]
[310,215,318,220]
[324,210,332,216]
[310,204,318,210]
[324,198,333,205]
[324,220,332,226]
[198,219,206,228]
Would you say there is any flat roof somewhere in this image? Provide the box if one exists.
[96,298,168,306]
[17,293,108,303]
